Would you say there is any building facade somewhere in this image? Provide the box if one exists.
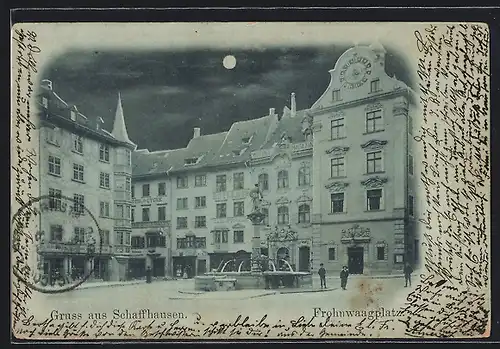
[129,43,417,278]
[37,80,136,283]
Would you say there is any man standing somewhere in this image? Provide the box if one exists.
[340,266,349,290]
[318,263,327,289]
[404,262,413,287]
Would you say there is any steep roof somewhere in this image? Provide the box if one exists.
[262,109,307,148]
[111,93,137,149]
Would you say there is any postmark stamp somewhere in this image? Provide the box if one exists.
[12,195,103,294]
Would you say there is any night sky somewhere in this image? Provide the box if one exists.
[42,45,413,151]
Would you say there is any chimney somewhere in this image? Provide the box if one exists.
[193,127,201,139]
[269,108,275,116]
[291,92,296,118]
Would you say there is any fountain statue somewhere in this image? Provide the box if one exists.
[193,183,313,292]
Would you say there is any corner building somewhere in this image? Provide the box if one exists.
[36,80,136,283]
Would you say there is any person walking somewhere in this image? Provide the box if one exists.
[318,263,327,289]
[404,262,413,287]
[340,266,349,290]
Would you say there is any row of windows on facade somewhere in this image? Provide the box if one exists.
[48,189,132,219]
[46,129,132,165]
[133,167,312,198]
[328,151,414,177]
[130,235,167,249]
[48,155,132,190]
[329,109,413,140]
[326,245,388,262]
[329,191,414,215]
[331,79,382,104]
[48,224,131,246]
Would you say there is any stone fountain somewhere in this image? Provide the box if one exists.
[194,184,312,291]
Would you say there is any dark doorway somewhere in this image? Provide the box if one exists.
[348,247,364,274]
[197,259,207,275]
[298,246,311,272]
[276,247,290,270]
[129,258,146,279]
[153,257,165,277]
[173,256,196,278]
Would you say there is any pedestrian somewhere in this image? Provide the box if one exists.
[404,262,413,287]
[318,263,327,289]
[340,266,349,290]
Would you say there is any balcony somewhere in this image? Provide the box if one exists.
[114,219,132,228]
[292,140,313,153]
[114,245,131,254]
[132,220,170,229]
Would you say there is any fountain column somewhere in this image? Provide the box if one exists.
[248,212,265,273]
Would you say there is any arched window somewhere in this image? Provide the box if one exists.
[298,166,311,186]
[277,206,289,225]
[277,170,289,189]
[258,173,269,191]
[298,204,310,223]
[261,207,269,226]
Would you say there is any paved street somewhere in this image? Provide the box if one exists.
[30,276,415,322]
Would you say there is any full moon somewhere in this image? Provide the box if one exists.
[223,55,237,69]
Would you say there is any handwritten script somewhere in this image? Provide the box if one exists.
[11,27,40,330]
[401,23,490,337]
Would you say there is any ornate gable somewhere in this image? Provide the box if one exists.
[232,223,245,229]
[325,146,350,156]
[325,181,349,192]
[360,140,387,152]
[296,194,313,203]
[361,176,388,188]
[365,101,383,111]
[276,196,291,205]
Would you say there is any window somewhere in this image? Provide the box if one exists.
[330,157,345,178]
[48,188,62,210]
[125,177,131,192]
[216,203,227,218]
[126,149,131,166]
[277,170,289,189]
[142,184,150,197]
[177,176,188,188]
[408,154,414,175]
[331,117,345,140]
[370,79,381,93]
[158,206,166,221]
[366,151,383,173]
[277,206,289,225]
[99,201,110,217]
[116,204,124,218]
[142,207,150,221]
[298,166,311,186]
[131,185,135,198]
[99,172,110,189]
[367,189,383,211]
[72,134,83,153]
[366,110,384,133]
[233,172,244,190]
[177,198,188,210]
[125,232,131,245]
[70,110,77,121]
[214,230,228,244]
[195,196,206,208]
[262,207,269,225]
[258,173,269,191]
[408,195,414,217]
[74,227,86,244]
[99,144,109,162]
[48,155,61,176]
[185,157,198,165]
[116,232,124,245]
[195,216,206,228]
[195,174,206,187]
[234,230,244,243]
[332,89,341,101]
[233,201,245,217]
[158,182,166,196]
[47,128,60,146]
[328,247,336,260]
[177,217,188,229]
[331,193,345,213]
[298,204,310,223]
[395,254,404,263]
[131,208,134,222]
[131,236,145,248]
[73,164,84,182]
[377,246,386,260]
[216,175,226,192]
[50,225,63,241]
[100,230,110,245]
[73,194,85,215]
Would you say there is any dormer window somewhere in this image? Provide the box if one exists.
[42,97,48,108]
[242,135,252,144]
[184,157,199,165]
[70,110,77,121]
[332,89,341,102]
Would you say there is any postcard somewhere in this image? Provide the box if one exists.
[11,21,491,340]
